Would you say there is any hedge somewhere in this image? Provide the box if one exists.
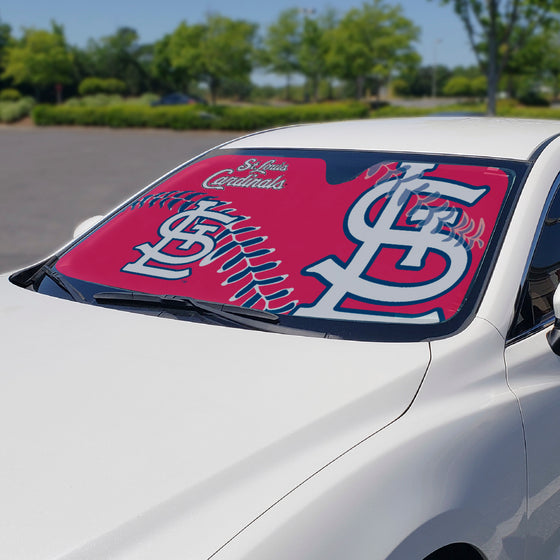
[31,101,370,130]
[64,92,159,108]
[78,77,126,96]
[369,101,560,119]
[0,88,22,102]
[498,105,560,119]
[0,97,34,123]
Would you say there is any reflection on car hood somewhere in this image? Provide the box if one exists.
[0,276,430,560]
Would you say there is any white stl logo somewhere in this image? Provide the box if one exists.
[122,200,237,279]
[295,163,489,324]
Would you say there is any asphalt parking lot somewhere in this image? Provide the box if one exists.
[0,126,238,272]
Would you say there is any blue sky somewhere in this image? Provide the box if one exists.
[0,0,477,74]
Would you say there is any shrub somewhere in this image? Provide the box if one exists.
[32,101,369,130]
[369,101,487,118]
[517,91,550,107]
[78,77,127,96]
[442,76,472,97]
[32,104,214,129]
[391,79,409,97]
[470,76,488,97]
[125,93,160,106]
[64,94,124,108]
[211,102,368,130]
[496,105,560,119]
[371,105,431,118]
[496,98,518,110]
[0,97,35,123]
[64,93,159,108]
[0,88,22,102]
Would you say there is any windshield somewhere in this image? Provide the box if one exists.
[31,148,526,341]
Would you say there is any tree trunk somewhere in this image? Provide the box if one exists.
[312,75,319,103]
[55,84,63,104]
[327,80,333,100]
[209,76,219,105]
[506,75,515,99]
[356,75,365,100]
[487,54,498,115]
[486,0,499,115]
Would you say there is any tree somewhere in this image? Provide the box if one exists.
[433,0,560,115]
[2,23,74,101]
[260,8,301,100]
[394,64,452,97]
[164,22,206,94]
[84,27,152,95]
[325,0,419,99]
[166,16,256,105]
[499,28,560,100]
[198,15,257,104]
[470,75,488,97]
[78,77,126,96]
[0,18,13,91]
[442,73,486,97]
[151,30,199,94]
[443,75,472,96]
[298,9,337,102]
[539,33,560,101]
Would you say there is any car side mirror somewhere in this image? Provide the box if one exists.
[73,215,104,239]
[547,285,560,355]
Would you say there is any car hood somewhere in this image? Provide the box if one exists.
[0,276,430,560]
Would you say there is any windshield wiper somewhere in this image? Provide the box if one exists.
[94,290,276,319]
[93,290,325,337]
[41,265,86,302]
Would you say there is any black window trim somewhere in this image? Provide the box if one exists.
[506,171,560,345]
[12,148,530,343]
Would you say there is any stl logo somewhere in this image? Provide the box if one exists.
[122,200,238,279]
[295,163,489,324]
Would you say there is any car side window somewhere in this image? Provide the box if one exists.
[510,188,560,338]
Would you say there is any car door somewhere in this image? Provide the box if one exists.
[505,184,560,560]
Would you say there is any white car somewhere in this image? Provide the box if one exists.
[3,117,560,560]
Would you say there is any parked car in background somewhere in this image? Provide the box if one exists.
[5,117,560,560]
[150,92,207,106]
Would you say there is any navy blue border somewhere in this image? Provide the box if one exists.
[44,147,529,342]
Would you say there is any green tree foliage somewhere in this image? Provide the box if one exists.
[83,27,152,95]
[502,29,560,100]
[0,20,11,51]
[198,15,257,104]
[298,9,338,102]
[165,22,205,93]
[260,8,301,100]
[151,31,193,93]
[325,0,419,99]
[78,77,126,96]
[442,75,472,96]
[0,88,21,101]
[433,0,560,115]
[0,19,13,90]
[2,23,74,101]
[470,75,488,97]
[165,15,256,105]
[442,74,486,96]
[539,33,560,101]
[258,8,339,101]
[0,20,12,66]
[394,65,453,96]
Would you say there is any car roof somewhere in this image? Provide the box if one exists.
[223,117,560,161]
